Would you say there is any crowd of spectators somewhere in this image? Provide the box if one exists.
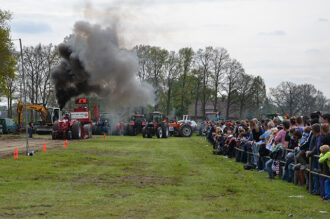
[203,112,330,201]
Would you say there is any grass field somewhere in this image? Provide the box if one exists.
[0,135,328,218]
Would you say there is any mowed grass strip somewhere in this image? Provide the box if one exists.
[0,136,328,218]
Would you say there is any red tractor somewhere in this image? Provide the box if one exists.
[52,98,93,140]
[142,112,169,138]
[126,113,146,136]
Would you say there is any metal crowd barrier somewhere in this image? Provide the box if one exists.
[233,145,330,194]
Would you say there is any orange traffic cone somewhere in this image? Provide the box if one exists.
[64,140,68,148]
[43,143,47,151]
[14,147,18,159]
[104,133,106,139]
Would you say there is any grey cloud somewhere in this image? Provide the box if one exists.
[11,21,52,34]
[258,30,286,36]
[305,49,321,55]
[318,18,328,22]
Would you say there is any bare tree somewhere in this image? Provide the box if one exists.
[40,44,59,106]
[135,45,151,82]
[298,84,318,115]
[210,47,229,111]
[270,81,301,116]
[222,59,243,118]
[20,44,59,121]
[314,90,328,112]
[236,73,253,119]
[270,82,330,116]
[196,47,213,118]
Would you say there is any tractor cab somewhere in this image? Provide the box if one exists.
[46,107,62,124]
[147,111,163,123]
[130,114,146,125]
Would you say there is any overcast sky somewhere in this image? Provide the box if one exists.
[2,0,330,98]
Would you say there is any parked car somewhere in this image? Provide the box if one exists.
[0,124,3,134]
[0,118,19,134]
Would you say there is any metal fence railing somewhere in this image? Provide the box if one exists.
[233,145,330,194]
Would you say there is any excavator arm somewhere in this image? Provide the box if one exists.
[17,101,51,128]
[17,101,24,128]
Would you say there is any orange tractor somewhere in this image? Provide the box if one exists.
[168,115,193,137]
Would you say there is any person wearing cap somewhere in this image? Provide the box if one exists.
[223,122,233,134]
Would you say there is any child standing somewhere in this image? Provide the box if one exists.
[319,145,330,201]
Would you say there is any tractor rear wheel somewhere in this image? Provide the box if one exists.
[179,124,192,137]
[72,121,81,139]
[156,127,163,138]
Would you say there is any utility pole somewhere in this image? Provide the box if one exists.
[19,38,29,155]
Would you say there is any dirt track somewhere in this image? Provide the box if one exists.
[0,134,87,158]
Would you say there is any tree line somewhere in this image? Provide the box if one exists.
[134,45,270,119]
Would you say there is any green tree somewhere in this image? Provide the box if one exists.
[164,51,181,115]
[191,68,203,120]
[178,48,194,117]
[0,10,16,96]
[145,47,168,111]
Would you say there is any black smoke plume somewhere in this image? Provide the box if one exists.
[51,21,154,110]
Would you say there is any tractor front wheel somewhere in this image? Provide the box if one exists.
[162,125,169,138]
[128,125,135,136]
[156,127,163,138]
[142,127,147,138]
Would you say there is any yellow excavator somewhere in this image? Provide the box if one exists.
[17,101,62,134]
